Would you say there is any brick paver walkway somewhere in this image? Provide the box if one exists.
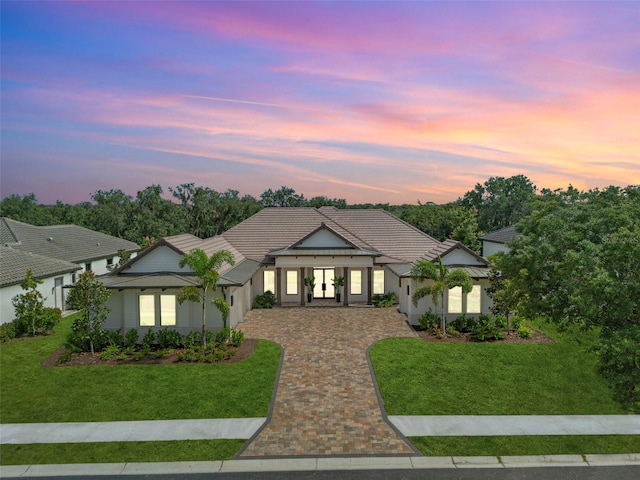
[237,307,417,457]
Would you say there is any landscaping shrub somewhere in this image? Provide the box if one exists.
[124,329,139,349]
[518,325,533,338]
[230,329,244,347]
[418,310,438,331]
[452,314,475,333]
[494,315,508,330]
[100,345,121,361]
[39,308,62,333]
[252,291,276,309]
[0,322,17,343]
[141,329,156,350]
[183,331,202,349]
[105,329,124,347]
[471,315,505,341]
[156,329,182,349]
[372,292,398,307]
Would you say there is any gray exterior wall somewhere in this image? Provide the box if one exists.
[482,241,509,258]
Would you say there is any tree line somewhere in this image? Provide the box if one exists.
[0,175,537,251]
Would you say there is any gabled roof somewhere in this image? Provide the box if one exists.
[479,225,519,244]
[0,246,81,287]
[0,217,139,264]
[421,239,488,266]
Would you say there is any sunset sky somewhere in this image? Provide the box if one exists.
[1,1,638,205]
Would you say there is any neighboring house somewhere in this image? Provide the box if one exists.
[0,217,140,324]
[101,207,492,334]
[0,246,80,324]
[479,225,519,257]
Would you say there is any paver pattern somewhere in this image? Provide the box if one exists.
[237,306,417,457]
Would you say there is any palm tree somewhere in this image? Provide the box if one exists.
[410,256,472,333]
[177,248,235,348]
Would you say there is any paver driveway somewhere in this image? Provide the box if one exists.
[237,307,418,457]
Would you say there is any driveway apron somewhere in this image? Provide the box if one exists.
[237,307,417,457]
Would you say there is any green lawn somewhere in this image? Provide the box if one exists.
[370,323,639,455]
[0,315,280,464]
[0,440,245,465]
[0,315,281,423]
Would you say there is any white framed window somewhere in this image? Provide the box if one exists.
[160,295,176,326]
[466,285,482,314]
[286,270,298,295]
[263,270,275,294]
[373,270,385,295]
[139,295,155,326]
[447,286,462,314]
[350,270,362,295]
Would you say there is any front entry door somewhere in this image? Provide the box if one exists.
[313,268,335,299]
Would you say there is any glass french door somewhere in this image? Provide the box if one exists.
[313,268,335,299]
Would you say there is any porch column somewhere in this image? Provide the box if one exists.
[299,267,305,306]
[367,266,373,305]
[343,266,349,306]
[276,267,282,306]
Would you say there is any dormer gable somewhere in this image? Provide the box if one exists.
[291,223,357,250]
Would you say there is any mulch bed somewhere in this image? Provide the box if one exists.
[415,329,555,344]
[42,338,257,368]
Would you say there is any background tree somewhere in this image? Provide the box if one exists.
[89,189,133,239]
[458,175,537,232]
[12,269,45,336]
[177,248,235,348]
[410,257,473,333]
[66,271,112,355]
[260,186,306,207]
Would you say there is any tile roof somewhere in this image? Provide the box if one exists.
[222,207,441,263]
[0,246,81,287]
[421,239,488,266]
[1,218,140,264]
[479,225,519,244]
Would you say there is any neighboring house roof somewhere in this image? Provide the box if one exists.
[479,225,519,244]
[0,217,140,264]
[0,246,81,288]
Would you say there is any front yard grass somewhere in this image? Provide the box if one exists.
[0,314,280,465]
[370,322,640,455]
[0,314,281,423]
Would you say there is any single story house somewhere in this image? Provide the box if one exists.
[100,207,492,335]
[0,217,140,324]
[479,225,519,257]
[0,246,81,324]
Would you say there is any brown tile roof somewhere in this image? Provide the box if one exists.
[222,207,441,263]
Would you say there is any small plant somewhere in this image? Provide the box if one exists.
[141,329,156,350]
[39,307,62,333]
[57,348,73,364]
[154,348,171,359]
[100,344,121,361]
[494,315,508,330]
[452,314,475,333]
[471,315,504,341]
[156,328,182,349]
[252,291,276,309]
[230,328,244,347]
[0,322,17,343]
[511,315,525,330]
[183,331,202,349]
[372,292,397,308]
[124,329,139,349]
[418,310,438,331]
[518,325,534,338]
[446,326,461,337]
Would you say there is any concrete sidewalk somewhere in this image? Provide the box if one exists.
[0,418,265,444]
[2,454,640,477]
[2,415,638,445]
[390,415,640,436]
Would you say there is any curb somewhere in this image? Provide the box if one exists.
[1,454,639,477]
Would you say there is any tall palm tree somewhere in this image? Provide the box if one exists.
[178,248,235,348]
[410,256,472,333]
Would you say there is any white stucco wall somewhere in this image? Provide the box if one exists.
[1,272,76,325]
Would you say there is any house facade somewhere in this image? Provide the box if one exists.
[101,207,493,334]
[0,218,140,324]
